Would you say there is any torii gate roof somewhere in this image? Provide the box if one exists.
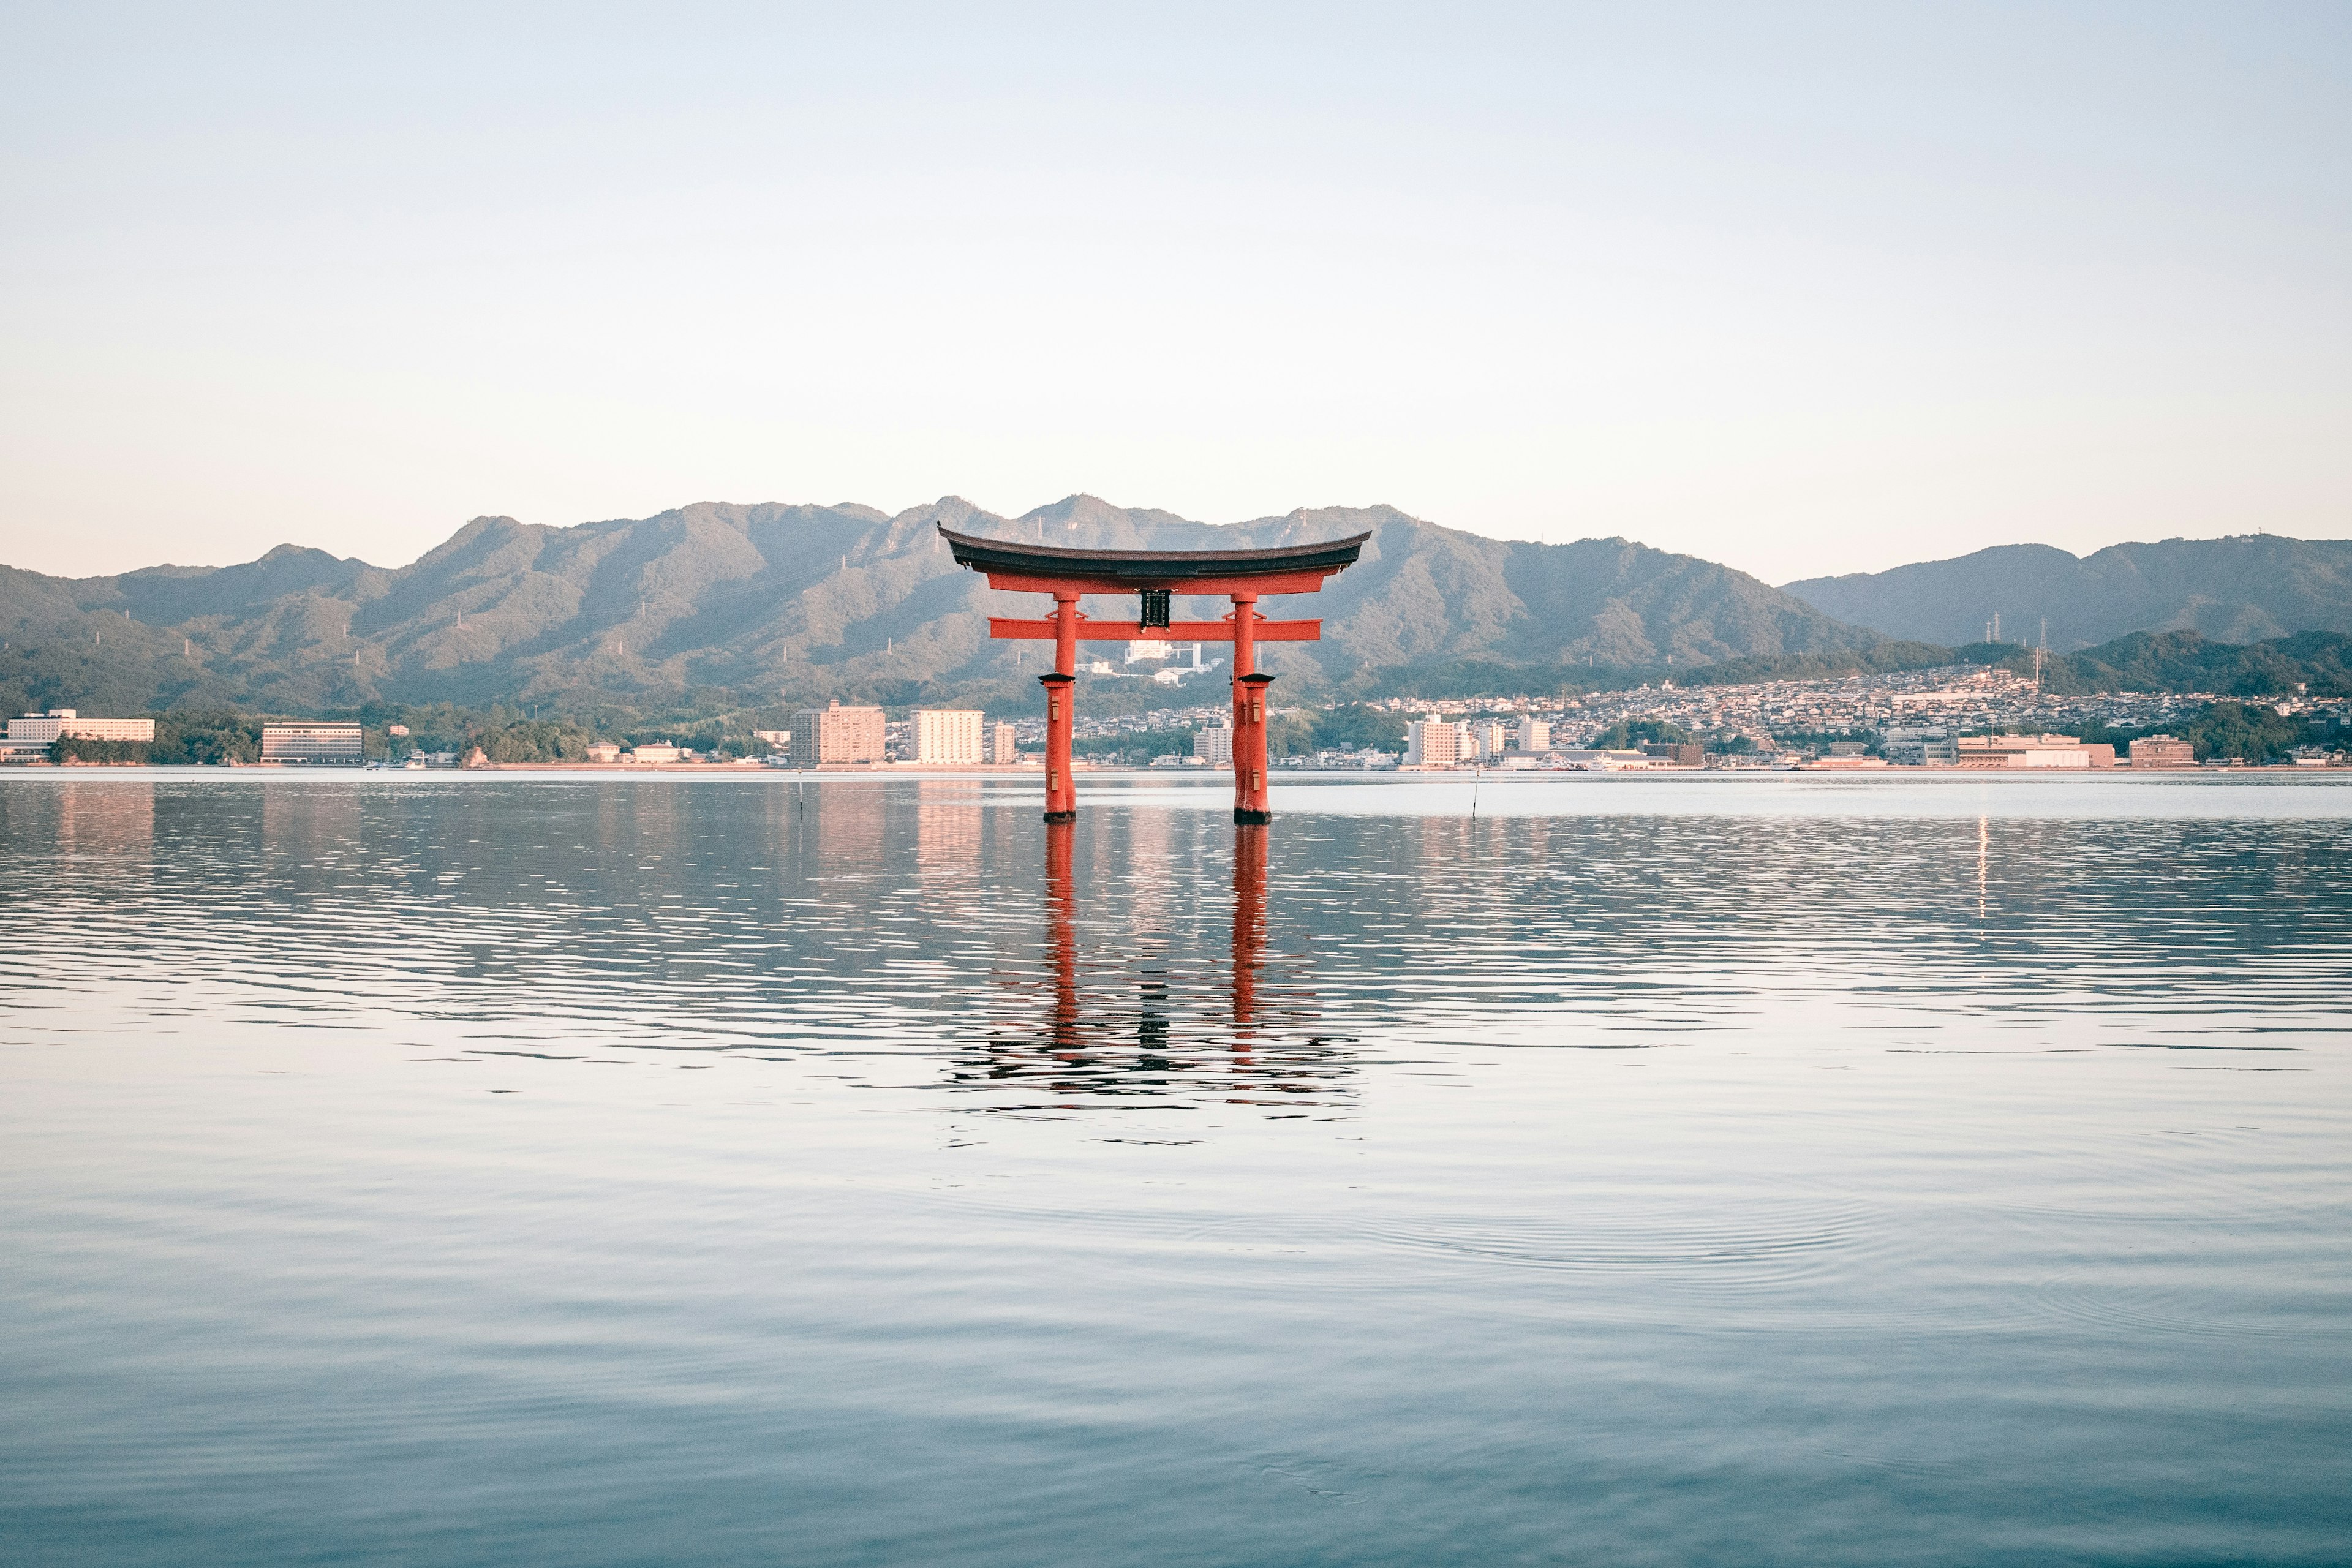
[939,525,1370,590]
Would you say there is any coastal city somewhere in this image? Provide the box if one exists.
[10,661,2348,771]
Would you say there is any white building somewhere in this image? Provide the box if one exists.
[7,709,156,745]
[1464,720,1509,760]
[1404,718,1463,767]
[260,723,363,764]
[987,722,1022,766]
[1193,723,1234,766]
[911,708,985,766]
[1515,717,1551,752]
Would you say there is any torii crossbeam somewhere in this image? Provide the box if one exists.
[940,525,1369,824]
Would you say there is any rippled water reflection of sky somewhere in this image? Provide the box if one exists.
[4,772,2349,1566]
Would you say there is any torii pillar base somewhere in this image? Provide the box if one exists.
[1233,671,1274,826]
[1039,671,1077,823]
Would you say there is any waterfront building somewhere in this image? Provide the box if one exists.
[1194,723,1234,766]
[6,709,157,760]
[911,709,985,766]
[1956,734,2114,769]
[1465,720,1509,760]
[260,723,363,765]
[1404,718,1463,767]
[583,742,622,764]
[1556,748,1663,770]
[1515,717,1551,752]
[1642,742,1706,767]
[2130,735,2196,769]
[628,741,683,764]
[1883,725,1958,766]
[790,700,886,767]
[987,721,1021,766]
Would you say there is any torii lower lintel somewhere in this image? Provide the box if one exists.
[939,524,1370,825]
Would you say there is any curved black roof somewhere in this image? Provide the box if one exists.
[938,524,1369,582]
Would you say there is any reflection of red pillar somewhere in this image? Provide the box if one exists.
[1229,591,1272,826]
[1046,819,1078,1047]
[1232,823,1267,1035]
[1041,590,1079,823]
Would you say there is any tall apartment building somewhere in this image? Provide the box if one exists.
[1404,718,1463,767]
[1515,717,1551,752]
[790,700,886,767]
[1193,723,1234,766]
[7,709,156,745]
[1464,720,1509,760]
[2129,734,2196,769]
[911,709,985,766]
[261,723,365,764]
[987,722,1022,766]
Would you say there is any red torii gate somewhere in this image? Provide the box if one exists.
[939,525,1369,824]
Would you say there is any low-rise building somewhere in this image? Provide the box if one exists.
[912,708,985,766]
[790,700,886,767]
[629,741,683,764]
[260,723,364,765]
[6,709,157,760]
[583,741,623,764]
[2130,734,2196,769]
[1642,741,1705,767]
[1556,748,1662,770]
[1956,734,2115,769]
[1882,726,1958,766]
[9,709,157,745]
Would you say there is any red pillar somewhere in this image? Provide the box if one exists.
[1229,592,1272,825]
[1041,590,1079,823]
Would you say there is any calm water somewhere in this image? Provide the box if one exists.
[4,771,2350,1566]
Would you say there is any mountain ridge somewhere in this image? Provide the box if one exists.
[1782,535,2352,650]
[0,496,1882,715]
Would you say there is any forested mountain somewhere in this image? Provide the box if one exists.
[2011,630,2352,699]
[1782,535,2352,651]
[0,496,1881,715]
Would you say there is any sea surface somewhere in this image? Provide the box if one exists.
[3,770,2349,1566]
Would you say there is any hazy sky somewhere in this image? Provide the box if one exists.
[4,2,2347,583]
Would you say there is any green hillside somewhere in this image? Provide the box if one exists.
[0,497,1883,717]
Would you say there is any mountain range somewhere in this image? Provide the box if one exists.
[1781,536,2352,650]
[1,499,2345,717]
[0,496,1879,716]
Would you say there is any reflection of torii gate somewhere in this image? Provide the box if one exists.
[940,526,1369,824]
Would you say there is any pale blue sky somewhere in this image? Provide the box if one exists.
[3,2,2346,581]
